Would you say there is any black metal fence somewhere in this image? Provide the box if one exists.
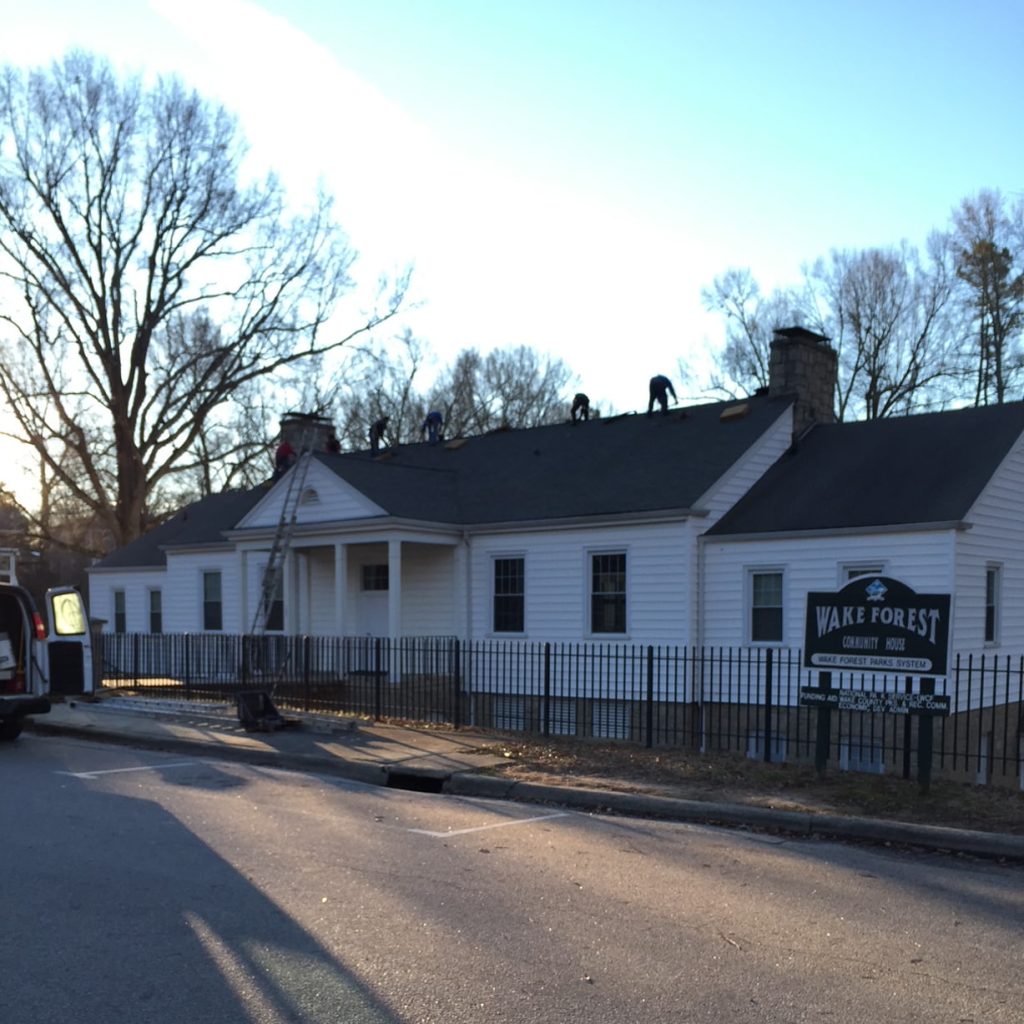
[94,633,1024,788]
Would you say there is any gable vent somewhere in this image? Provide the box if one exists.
[299,488,320,505]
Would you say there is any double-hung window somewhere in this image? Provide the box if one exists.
[750,570,783,643]
[985,565,1001,644]
[113,589,126,633]
[591,552,626,634]
[493,557,525,633]
[148,589,163,634]
[361,565,389,591]
[202,571,223,631]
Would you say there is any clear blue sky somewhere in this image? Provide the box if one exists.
[1,0,1022,419]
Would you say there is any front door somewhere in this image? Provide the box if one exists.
[356,563,390,637]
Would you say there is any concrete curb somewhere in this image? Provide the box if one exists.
[443,773,1024,861]
[27,716,1024,863]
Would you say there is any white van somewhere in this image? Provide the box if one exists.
[0,584,93,741]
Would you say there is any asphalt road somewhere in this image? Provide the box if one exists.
[2,732,1022,1024]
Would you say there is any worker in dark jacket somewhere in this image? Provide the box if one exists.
[647,375,677,417]
[369,416,390,454]
[570,393,590,423]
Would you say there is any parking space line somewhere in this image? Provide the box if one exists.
[56,761,199,780]
[408,811,567,837]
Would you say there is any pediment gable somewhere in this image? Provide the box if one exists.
[236,460,386,530]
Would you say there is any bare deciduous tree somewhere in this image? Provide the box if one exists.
[949,189,1024,405]
[806,240,957,419]
[328,341,578,449]
[0,52,407,554]
[427,345,576,436]
[701,268,803,397]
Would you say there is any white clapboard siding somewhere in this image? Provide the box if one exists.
[700,530,956,650]
[88,568,165,633]
[696,407,793,521]
[468,520,691,645]
[953,433,1024,651]
[163,550,241,633]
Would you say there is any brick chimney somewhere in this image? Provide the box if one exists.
[278,411,336,453]
[768,326,837,439]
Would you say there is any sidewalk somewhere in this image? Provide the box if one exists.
[26,696,1024,863]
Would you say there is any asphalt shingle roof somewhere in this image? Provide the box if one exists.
[93,397,1024,569]
[91,395,793,569]
[707,401,1024,536]
[318,395,794,524]
[93,489,264,569]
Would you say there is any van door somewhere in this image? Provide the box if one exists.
[46,587,94,695]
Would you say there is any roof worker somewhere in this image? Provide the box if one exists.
[570,393,590,423]
[420,410,444,445]
[273,438,296,480]
[647,374,677,417]
[369,415,390,455]
[325,432,341,454]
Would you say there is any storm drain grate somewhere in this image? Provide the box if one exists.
[386,771,446,793]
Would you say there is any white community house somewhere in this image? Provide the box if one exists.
[89,327,1024,661]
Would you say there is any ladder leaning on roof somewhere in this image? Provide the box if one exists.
[250,429,315,636]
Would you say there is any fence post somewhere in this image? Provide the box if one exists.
[763,647,774,763]
[542,642,551,737]
[184,634,192,702]
[132,632,140,689]
[374,637,383,721]
[452,638,462,729]
[814,670,832,776]
[902,676,913,779]
[918,677,936,795]
[646,646,655,749]
[303,635,311,712]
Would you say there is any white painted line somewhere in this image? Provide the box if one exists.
[57,761,199,780]
[408,811,567,838]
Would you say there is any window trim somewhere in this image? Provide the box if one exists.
[148,588,163,634]
[201,570,224,632]
[985,563,1001,645]
[840,562,886,585]
[747,567,784,646]
[491,554,526,635]
[361,564,389,592]
[588,549,628,637]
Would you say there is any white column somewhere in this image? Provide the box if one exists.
[296,551,309,634]
[388,539,402,683]
[334,542,348,636]
[285,551,300,634]
[238,549,249,634]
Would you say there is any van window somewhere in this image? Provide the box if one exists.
[52,592,87,636]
